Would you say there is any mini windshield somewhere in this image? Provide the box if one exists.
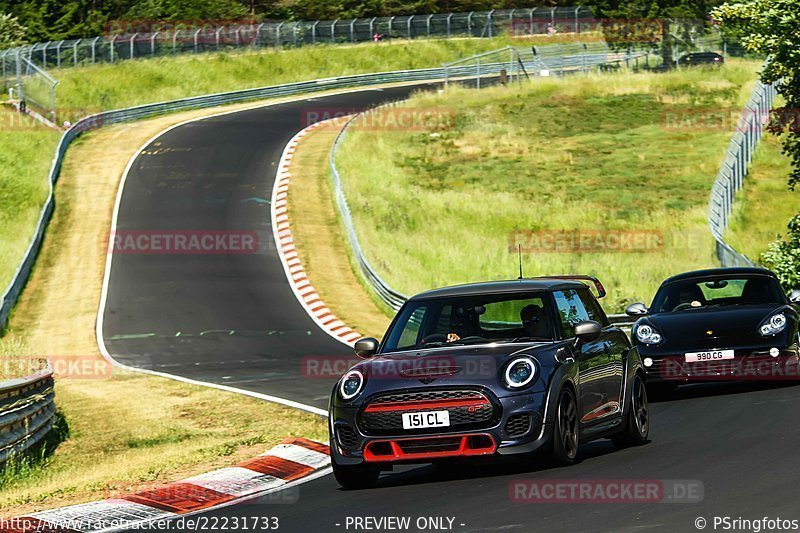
[382,292,555,353]
[651,275,785,313]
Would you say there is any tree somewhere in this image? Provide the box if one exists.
[0,12,26,47]
[713,0,800,191]
[761,215,800,290]
[712,0,800,282]
[592,0,724,64]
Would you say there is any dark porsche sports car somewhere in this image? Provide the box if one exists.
[626,267,800,391]
[329,277,650,489]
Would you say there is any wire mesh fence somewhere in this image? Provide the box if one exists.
[1,52,59,121]
[0,7,598,71]
[708,80,778,267]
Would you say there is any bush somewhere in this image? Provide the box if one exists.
[761,213,800,290]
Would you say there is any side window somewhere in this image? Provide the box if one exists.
[577,288,609,326]
[553,290,591,338]
[433,305,453,335]
[397,306,427,349]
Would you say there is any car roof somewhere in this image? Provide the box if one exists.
[409,279,588,300]
[660,267,777,285]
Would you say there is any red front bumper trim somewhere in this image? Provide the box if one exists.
[363,433,497,463]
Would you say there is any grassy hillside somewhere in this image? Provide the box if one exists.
[335,60,764,311]
[725,129,798,260]
[0,108,60,293]
[50,34,596,112]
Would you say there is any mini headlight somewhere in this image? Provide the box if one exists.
[339,370,364,400]
[504,358,537,388]
[635,323,663,345]
[760,313,787,336]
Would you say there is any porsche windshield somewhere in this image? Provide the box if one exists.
[651,275,785,313]
[382,292,556,352]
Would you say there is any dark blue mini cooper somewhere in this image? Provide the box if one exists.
[329,277,649,489]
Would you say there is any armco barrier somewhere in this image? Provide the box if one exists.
[0,362,55,464]
[708,80,777,267]
[0,42,648,332]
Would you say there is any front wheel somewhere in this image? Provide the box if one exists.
[332,460,380,490]
[552,387,579,465]
[612,373,649,448]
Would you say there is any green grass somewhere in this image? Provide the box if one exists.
[336,60,765,311]
[0,108,60,295]
[725,128,799,260]
[51,34,598,112]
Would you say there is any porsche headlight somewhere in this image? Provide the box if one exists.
[339,370,365,400]
[635,323,663,345]
[760,313,787,336]
[504,358,537,389]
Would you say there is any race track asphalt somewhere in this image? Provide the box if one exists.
[103,84,800,532]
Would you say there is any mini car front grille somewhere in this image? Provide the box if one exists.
[397,437,462,454]
[370,389,486,404]
[335,426,358,449]
[359,389,498,436]
[505,413,532,438]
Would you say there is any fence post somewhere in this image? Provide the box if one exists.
[575,7,581,33]
[446,14,452,37]
[332,19,338,42]
[73,41,79,65]
[56,40,64,68]
[487,10,494,38]
[275,22,284,47]
[130,34,137,59]
[193,29,201,53]
[350,19,356,42]
[151,32,158,56]
[173,30,180,53]
[407,16,413,39]
[311,21,319,44]
[110,36,116,63]
[369,17,375,39]
[426,14,433,37]
[91,36,99,63]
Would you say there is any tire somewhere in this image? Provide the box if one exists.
[612,373,650,448]
[332,459,380,490]
[552,387,579,465]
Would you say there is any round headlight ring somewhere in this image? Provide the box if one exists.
[505,358,536,388]
[340,370,364,400]
[771,313,787,330]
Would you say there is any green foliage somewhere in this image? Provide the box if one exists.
[713,0,800,191]
[714,0,800,279]
[0,13,26,47]
[761,214,800,290]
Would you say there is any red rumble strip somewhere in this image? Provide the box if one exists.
[1,438,330,533]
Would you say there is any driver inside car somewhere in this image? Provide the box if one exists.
[447,303,551,342]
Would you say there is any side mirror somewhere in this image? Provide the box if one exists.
[789,290,800,304]
[574,320,602,346]
[354,337,379,359]
[625,302,649,317]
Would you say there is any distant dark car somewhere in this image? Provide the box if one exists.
[679,52,724,66]
[627,267,800,392]
[329,277,650,489]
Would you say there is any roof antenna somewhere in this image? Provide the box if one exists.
[517,244,524,280]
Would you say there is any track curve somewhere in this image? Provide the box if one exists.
[103,85,800,532]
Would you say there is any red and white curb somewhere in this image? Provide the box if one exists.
[2,438,330,533]
[271,120,363,347]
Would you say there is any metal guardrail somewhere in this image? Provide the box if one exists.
[0,7,596,72]
[708,80,777,267]
[0,43,642,331]
[0,362,55,464]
